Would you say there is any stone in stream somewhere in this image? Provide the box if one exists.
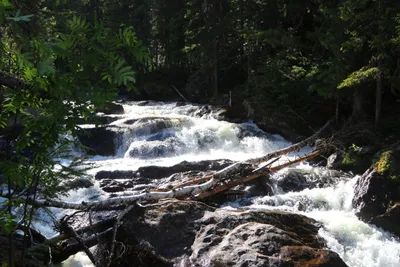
[63,176,94,190]
[77,126,119,156]
[95,102,124,114]
[274,168,350,193]
[352,149,400,237]
[96,201,348,267]
[127,138,183,159]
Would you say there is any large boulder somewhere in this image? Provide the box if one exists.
[370,203,400,236]
[98,201,348,267]
[77,126,119,156]
[127,139,183,159]
[352,149,400,236]
[274,168,350,193]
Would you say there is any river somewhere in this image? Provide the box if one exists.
[34,101,400,267]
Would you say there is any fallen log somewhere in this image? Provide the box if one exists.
[249,119,332,165]
[0,120,331,211]
[1,152,314,210]
[28,228,112,264]
[46,217,116,244]
[3,162,247,210]
[193,150,320,200]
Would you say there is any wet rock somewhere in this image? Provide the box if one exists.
[327,145,379,175]
[95,170,134,180]
[102,185,126,193]
[370,203,400,236]
[244,176,273,198]
[352,168,389,221]
[277,169,310,192]
[121,117,191,140]
[77,126,119,156]
[206,223,347,267]
[278,246,348,267]
[128,139,183,159]
[326,152,342,169]
[102,201,347,267]
[100,179,136,193]
[274,168,348,193]
[353,149,400,236]
[96,102,124,114]
[64,176,94,190]
[75,114,120,125]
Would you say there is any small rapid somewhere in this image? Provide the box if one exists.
[231,167,400,267]
[30,101,400,267]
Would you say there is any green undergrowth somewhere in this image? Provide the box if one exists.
[375,150,400,182]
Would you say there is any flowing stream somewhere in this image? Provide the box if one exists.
[33,101,400,267]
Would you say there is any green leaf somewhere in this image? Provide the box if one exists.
[37,61,54,75]
[8,12,34,22]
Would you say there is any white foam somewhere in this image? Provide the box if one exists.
[246,174,400,267]
[34,101,400,267]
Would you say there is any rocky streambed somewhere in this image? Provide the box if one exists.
[35,101,399,267]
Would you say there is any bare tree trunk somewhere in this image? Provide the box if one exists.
[212,37,218,96]
[250,119,333,165]
[352,87,364,120]
[335,98,340,124]
[194,150,320,200]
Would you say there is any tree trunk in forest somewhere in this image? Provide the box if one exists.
[352,87,364,120]
[212,37,218,96]
[211,0,218,96]
[375,58,383,126]
[335,98,340,124]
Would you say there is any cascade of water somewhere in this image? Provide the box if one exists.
[231,168,400,267]
[27,101,400,267]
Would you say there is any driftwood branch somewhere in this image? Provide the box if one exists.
[28,228,112,264]
[171,84,189,102]
[60,217,98,266]
[193,150,320,200]
[249,119,332,165]
[106,205,136,267]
